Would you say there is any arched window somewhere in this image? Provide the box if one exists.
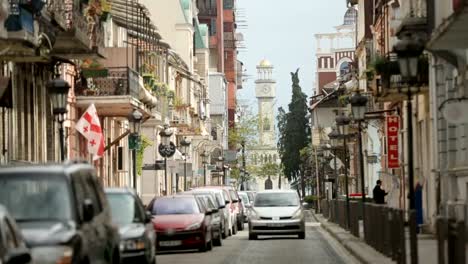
[340,61,350,76]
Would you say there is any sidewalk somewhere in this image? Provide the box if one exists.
[313,212,394,264]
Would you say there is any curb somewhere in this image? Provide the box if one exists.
[313,212,394,264]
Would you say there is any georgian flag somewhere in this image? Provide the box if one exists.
[75,104,104,160]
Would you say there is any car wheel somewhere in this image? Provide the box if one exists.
[206,233,213,251]
[248,233,257,240]
[111,248,120,264]
[213,227,223,246]
[298,232,306,239]
[232,221,238,235]
[199,242,208,252]
[222,223,228,239]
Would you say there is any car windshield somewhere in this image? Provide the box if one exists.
[152,197,200,215]
[0,175,72,221]
[106,193,141,226]
[254,192,299,207]
[239,193,249,204]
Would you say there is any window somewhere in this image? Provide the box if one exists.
[152,197,200,215]
[85,173,103,215]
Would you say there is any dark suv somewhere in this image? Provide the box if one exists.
[0,162,121,264]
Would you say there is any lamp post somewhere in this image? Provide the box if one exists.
[240,140,246,190]
[350,91,368,232]
[393,26,425,264]
[216,156,224,185]
[159,125,176,194]
[200,151,208,186]
[336,112,351,229]
[48,78,70,161]
[328,127,340,198]
[128,109,143,191]
[180,137,191,191]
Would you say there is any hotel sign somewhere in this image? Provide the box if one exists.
[386,115,400,169]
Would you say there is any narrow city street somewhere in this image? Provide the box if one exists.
[157,220,357,264]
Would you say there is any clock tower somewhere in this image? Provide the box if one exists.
[255,59,276,146]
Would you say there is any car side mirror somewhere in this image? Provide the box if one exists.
[225,200,230,205]
[205,209,213,216]
[83,199,95,222]
[145,211,152,223]
[5,248,31,264]
[219,204,226,209]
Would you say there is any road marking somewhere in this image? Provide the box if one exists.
[306,222,321,227]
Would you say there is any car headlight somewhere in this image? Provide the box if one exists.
[291,209,303,219]
[120,238,145,251]
[185,222,202,231]
[31,246,73,264]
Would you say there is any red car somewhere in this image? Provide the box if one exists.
[148,195,214,252]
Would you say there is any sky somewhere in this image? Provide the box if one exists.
[236,0,348,112]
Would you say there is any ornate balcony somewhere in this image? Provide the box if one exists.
[75,67,158,117]
[47,0,106,59]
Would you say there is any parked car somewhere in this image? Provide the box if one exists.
[148,195,214,252]
[192,188,232,238]
[105,188,156,264]
[0,205,31,264]
[238,191,251,223]
[182,189,226,243]
[248,190,305,240]
[0,162,121,264]
[205,186,243,231]
[188,193,223,246]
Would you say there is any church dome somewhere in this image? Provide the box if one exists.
[259,59,272,67]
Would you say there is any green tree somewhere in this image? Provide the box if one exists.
[257,162,279,179]
[281,69,310,197]
[228,105,258,149]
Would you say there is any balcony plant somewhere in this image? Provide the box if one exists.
[173,96,187,110]
[154,83,169,97]
[81,59,108,78]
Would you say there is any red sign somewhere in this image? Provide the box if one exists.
[386,115,400,169]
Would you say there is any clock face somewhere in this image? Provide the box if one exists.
[262,85,270,94]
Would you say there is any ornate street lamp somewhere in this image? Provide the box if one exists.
[128,109,143,191]
[180,137,191,191]
[159,125,176,194]
[336,112,351,230]
[200,151,208,186]
[321,143,332,202]
[350,91,368,232]
[48,78,70,161]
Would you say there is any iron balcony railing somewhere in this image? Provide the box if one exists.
[75,67,140,97]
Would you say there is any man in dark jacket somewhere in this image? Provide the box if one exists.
[373,180,388,204]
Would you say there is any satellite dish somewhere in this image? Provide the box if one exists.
[330,158,344,170]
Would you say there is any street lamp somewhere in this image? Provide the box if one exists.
[180,137,191,191]
[216,156,225,185]
[393,33,425,211]
[159,125,176,194]
[322,143,331,202]
[336,112,351,230]
[200,151,208,186]
[128,109,143,191]
[350,91,368,233]
[48,78,70,161]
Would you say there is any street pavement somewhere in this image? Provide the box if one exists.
[157,220,358,264]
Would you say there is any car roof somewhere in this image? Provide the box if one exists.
[158,195,196,199]
[257,190,297,194]
[105,187,136,195]
[0,162,95,179]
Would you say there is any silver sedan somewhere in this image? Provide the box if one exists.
[248,190,305,240]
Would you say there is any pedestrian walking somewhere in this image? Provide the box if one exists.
[372,180,388,204]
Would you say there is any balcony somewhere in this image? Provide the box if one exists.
[0,4,47,61]
[197,2,217,17]
[75,67,158,117]
[47,0,106,59]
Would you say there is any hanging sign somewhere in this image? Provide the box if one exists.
[386,115,400,169]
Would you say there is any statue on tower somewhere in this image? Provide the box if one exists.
[290,68,300,86]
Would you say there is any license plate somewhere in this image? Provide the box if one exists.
[272,216,280,221]
[159,240,182,247]
[267,223,284,227]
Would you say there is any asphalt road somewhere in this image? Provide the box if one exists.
[156,220,358,264]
